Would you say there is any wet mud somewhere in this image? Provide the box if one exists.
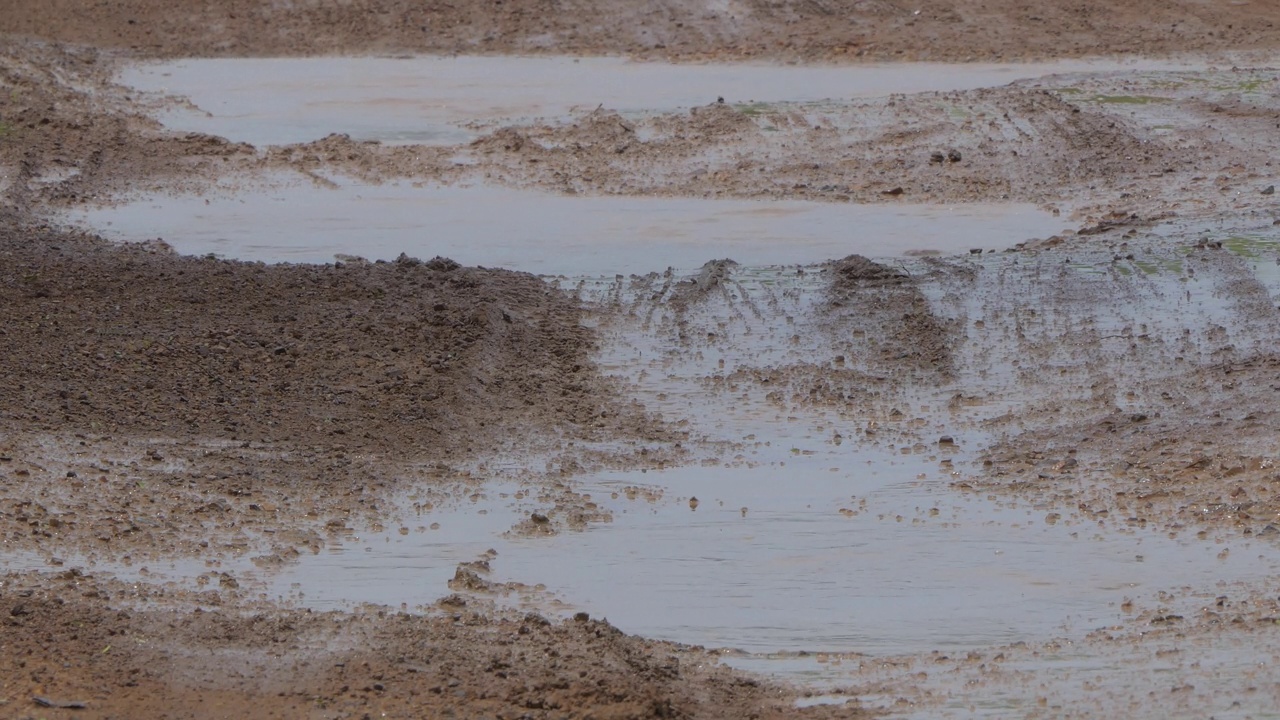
[5,3,1280,719]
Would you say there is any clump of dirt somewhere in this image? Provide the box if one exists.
[267,133,459,184]
[668,101,759,140]
[471,126,540,155]
[552,108,639,152]
[466,102,762,196]
[829,254,908,288]
[684,258,739,294]
[825,255,954,380]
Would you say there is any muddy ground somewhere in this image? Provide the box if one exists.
[4,1,1280,718]
[4,0,1280,62]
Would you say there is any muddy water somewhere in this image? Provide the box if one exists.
[120,56,1212,146]
[261,250,1280,663]
[260,445,1277,655]
[70,178,1068,273]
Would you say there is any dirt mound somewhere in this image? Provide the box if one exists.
[670,259,740,313]
[557,108,639,151]
[0,224,620,455]
[681,101,760,139]
[830,254,908,287]
[824,255,954,380]
[471,126,540,155]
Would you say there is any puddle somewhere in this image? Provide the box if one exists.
[69,178,1067,273]
[494,467,1277,655]
[268,481,533,610]
[119,56,1216,146]
[248,252,1280,662]
[246,436,1280,658]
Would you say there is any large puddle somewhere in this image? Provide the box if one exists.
[263,456,1276,659]
[121,56,1214,146]
[70,178,1068,273]
[258,243,1280,691]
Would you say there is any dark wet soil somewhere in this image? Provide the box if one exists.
[3,0,1280,63]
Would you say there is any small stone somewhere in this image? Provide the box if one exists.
[938,436,956,445]
[688,497,700,511]
[1263,185,1275,195]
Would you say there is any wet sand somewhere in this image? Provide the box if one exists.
[4,3,1280,718]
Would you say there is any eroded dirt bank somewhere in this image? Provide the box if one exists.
[1,571,833,720]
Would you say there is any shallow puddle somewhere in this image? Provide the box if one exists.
[119,56,1214,146]
[70,178,1067,273]
[251,252,1280,664]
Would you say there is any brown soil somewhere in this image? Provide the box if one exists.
[974,355,1280,538]
[824,270,955,382]
[0,217,683,564]
[2,0,1279,63]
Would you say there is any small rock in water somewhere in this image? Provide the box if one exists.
[688,497,700,511]
[1262,185,1275,195]
[938,436,956,445]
